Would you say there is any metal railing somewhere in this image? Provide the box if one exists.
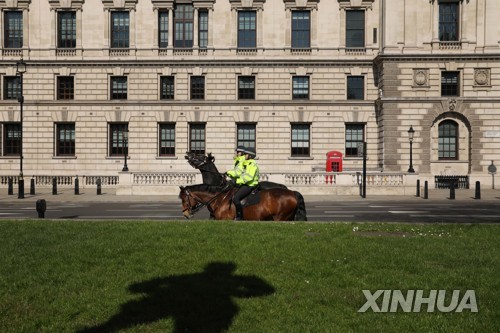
[133,172,197,185]
[434,175,469,189]
[1,172,408,189]
[0,175,119,187]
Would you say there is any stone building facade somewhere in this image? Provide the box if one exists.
[0,0,499,190]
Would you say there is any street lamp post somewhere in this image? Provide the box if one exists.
[122,128,129,172]
[16,58,27,199]
[408,125,415,173]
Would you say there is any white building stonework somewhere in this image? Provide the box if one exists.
[0,0,499,194]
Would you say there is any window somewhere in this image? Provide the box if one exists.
[56,123,75,156]
[160,76,175,100]
[4,11,23,48]
[174,4,193,48]
[111,76,127,100]
[292,76,309,100]
[109,123,128,156]
[347,76,364,100]
[3,76,21,100]
[441,71,460,96]
[291,11,310,48]
[238,11,256,48]
[58,11,76,48]
[238,76,255,100]
[345,124,365,157]
[190,76,205,100]
[237,123,256,152]
[159,11,168,48]
[57,76,74,100]
[159,123,175,156]
[438,120,458,160]
[2,123,21,156]
[346,10,365,48]
[199,10,208,48]
[111,11,129,48]
[189,123,205,154]
[291,123,310,157]
[439,2,459,41]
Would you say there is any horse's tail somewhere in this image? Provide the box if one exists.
[293,191,307,221]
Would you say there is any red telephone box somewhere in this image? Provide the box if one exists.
[326,151,343,172]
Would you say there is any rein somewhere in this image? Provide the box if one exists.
[182,187,231,217]
[197,162,224,177]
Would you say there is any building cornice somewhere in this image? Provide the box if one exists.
[151,0,216,10]
[337,0,374,10]
[0,100,378,107]
[428,0,469,3]
[229,0,266,10]
[101,0,137,9]
[0,59,376,68]
[0,0,31,9]
[48,0,84,9]
[377,97,500,104]
[151,0,173,10]
[4,98,499,109]
[283,0,319,10]
[374,54,500,65]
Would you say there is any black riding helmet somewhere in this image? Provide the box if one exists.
[243,147,256,157]
[235,145,246,153]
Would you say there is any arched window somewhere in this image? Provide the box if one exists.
[438,120,458,160]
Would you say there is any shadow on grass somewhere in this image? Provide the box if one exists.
[77,262,275,333]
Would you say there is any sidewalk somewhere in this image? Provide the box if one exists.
[1,187,499,203]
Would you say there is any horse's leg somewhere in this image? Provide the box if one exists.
[212,206,232,220]
[211,196,236,220]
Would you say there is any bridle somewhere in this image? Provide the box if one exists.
[180,186,232,218]
[186,154,226,185]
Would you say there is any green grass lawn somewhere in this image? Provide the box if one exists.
[0,220,498,333]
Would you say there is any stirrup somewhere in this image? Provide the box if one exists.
[234,210,243,221]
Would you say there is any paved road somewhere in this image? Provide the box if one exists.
[1,192,499,223]
[306,200,500,223]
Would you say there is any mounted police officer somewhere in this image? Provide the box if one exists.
[226,145,246,184]
[226,146,259,220]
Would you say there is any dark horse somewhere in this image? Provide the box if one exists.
[179,184,304,221]
[184,152,307,221]
[185,151,287,190]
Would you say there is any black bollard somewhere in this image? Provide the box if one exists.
[449,181,455,200]
[475,181,481,200]
[18,177,24,199]
[8,177,13,195]
[96,178,102,195]
[52,177,57,195]
[36,199,46,218]
[30,176,35,195]
[424,181,428,199]
[416,179,420,197]
[74,175,80,195]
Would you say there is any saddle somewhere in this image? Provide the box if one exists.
[241,187,262,207]
[223,182,262,207]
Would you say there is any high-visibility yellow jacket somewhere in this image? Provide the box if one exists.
[237,159,259,187]
[227,155,245,179]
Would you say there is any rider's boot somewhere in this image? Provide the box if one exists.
[234,205,243,221]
